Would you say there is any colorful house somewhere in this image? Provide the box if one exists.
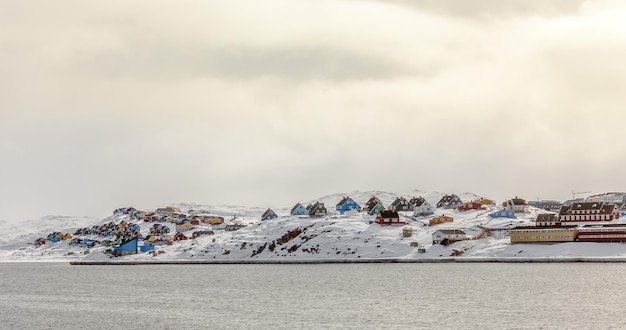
[429,215,454,226]
[577,225,626,242]
[225,224,246,231]
[558,202,620,224]
[432,230,467,244]
[192,230,215,238]
[503,197,527,213]
[290,203,309,216]
[389,197,412,212]
[336,196,361,214]
[376,210,404,226]
[436,194,463,208]
[113,237,138,256]
[307,202,328,217]
[173,232,188,241]
[510,226,577,243]
[535,213,559,226]
[410,197,433,216]
[35,238,46,246]
[261,208,278,221]
[176,221,194,231]
[363,196,385,215]
[489,209,516,219]
[457,202,484,212]
[475,198,494,205]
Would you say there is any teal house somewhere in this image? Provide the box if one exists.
[290,203,309,216]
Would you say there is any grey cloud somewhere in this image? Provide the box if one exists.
[76,44,418,82]
[374,0,585,18]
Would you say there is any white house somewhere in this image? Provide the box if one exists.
[432,229,467,244]
[503,197,527,213]
[410,197,434,216]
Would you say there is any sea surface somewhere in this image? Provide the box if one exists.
[1,262,624,329]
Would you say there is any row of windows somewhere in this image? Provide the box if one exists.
[513,229,574,234]
[579,234,626,238]
[578,228,626,233]
[571,210,601,215]
[561,215,612,221]
[513,236,573,240]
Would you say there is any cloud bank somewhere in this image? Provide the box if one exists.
[2,0,626,220]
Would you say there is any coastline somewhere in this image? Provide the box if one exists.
[69,257,626,265]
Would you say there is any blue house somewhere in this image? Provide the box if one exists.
[261,208,278,221]
[336,196,361,214]
[436,194,463,208]
[290,203,309,216]
[139,242,155,253]
[113,237,138,256]
[489,209,516,219]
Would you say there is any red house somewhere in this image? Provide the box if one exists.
[192,230,215,238]
[456,202,484,211]
[173,232,188,241]
[577,224,626,242]
[558,202,620,223]
[376,210,404,226]
[190,219,201,226]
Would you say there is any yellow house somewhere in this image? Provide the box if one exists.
[475,198,494,205]
[510,226,578,243]
[145,235,157,243]
[429,215,454,226]
[176,222,194,231]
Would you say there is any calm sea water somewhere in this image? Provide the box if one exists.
[1,262,625,329]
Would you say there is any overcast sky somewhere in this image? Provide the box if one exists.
[2,0,626,221]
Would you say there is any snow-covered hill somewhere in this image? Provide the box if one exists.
[4,190,626,262]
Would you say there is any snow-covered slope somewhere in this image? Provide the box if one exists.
[4,190,626,262]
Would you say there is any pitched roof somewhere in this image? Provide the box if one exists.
[364,196,383,210]
[391,197,409,207]
[438,229,466,235]
[437,194,459,205]
[536,214,558,222]
[507,198,527,205]
[571,202,604,211]
[307,201,326,213]
[336,196,355,207]
[378,210,399,219]
[559,202,617,215]
[261,208,277,219]
[291,203,304,213]
[409,196,427,207]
